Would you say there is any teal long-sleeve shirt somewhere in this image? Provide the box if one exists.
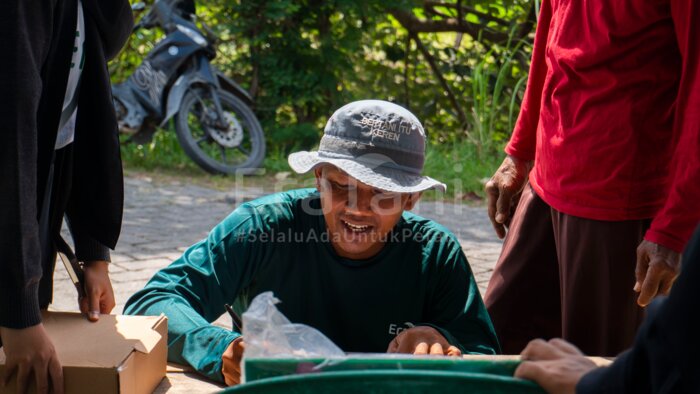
[124,189,500,382]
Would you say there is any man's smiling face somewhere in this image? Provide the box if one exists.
[315,165,420,260]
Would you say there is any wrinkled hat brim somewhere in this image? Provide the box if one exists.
[288,151,447,193]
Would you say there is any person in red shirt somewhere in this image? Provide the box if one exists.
[484,0,700,356]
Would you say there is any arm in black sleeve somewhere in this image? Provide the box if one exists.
[0,1,54,329]
[71,231,112,263]
[73,237,111,263]
[577,225,700,394]
[65,216,111,262]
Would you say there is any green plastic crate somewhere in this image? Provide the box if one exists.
[225,370,544,393]
[223,356,545,393]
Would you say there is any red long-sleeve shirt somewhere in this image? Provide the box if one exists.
[507,0,700,252]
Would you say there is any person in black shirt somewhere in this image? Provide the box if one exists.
[0,1,132,392]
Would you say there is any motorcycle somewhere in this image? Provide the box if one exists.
[112,0,265,175]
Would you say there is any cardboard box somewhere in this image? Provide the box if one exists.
[0,312,168,394]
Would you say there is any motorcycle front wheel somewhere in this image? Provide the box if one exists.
[175,88,266,175]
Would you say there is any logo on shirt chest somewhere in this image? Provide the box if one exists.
[388,322,415,336]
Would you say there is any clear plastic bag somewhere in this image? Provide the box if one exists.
[241,291,345,358]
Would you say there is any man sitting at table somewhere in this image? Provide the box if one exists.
[124,100,500,385]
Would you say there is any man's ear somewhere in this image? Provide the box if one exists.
[314,167,323,190]
[404,192,422,211]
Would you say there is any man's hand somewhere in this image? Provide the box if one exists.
[634,240,681,307]
[485,155,533,239]
[0,324,64,394]
[514,338,597,394]
[221,338,245,386]
[79,261,115,322]
[386,326,461,356]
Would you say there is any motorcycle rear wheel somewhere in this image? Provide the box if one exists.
[175,88,265,175]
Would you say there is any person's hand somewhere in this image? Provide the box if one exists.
[485,155,533,239]
[221,337,245,386]
[634,240,681,307]
[79,261,115,322]
[0,324,64,394]
[514,338,597,394]
[386,326,461,356]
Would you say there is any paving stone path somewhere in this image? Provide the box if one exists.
[52,175,503,315]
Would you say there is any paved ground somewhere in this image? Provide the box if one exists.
[52,175,503,315]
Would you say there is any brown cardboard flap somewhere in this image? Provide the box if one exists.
[112,314,164,354]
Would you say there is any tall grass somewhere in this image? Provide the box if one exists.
[423,142,503,201]
[468,33,528,159]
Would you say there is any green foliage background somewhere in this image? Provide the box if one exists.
[112,0,536,198]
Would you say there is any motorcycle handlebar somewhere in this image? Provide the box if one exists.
[131,0,200,34]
